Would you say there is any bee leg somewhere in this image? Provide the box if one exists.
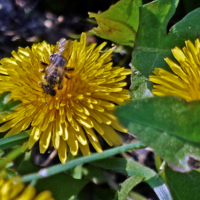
[45,96,48,105]
[58,80,63,90]
[40,61,48,73]
[65,74,70,79]
[39,69,45,73]
[40,61,49,66]
[65,67,74,71]
[40,75,47,80]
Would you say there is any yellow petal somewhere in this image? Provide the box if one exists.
[58,137,67,164]
[90,118,104,135]
[5,118,29,137]
[110,118,128,133]
[79,142,90,156]
[52,124,60,149]
[73,125,87,145]
[39,123,52,153]
[171,46,186,62]
[100,124,122,146]
[16,186,35,200]
[87,134,102,153]
[61,122,69,141]
[67,126,79,156]
[164,58,188,84]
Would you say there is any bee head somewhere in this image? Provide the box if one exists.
[49,89,56,96]
[42,85,56,96]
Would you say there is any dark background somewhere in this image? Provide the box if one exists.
[1,0,200,59]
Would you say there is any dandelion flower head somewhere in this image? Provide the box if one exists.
[149,39,200,101]
[0,33,131,163]
[0,171,54,200]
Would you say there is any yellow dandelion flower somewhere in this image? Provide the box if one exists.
[0,33,131,163]
[0,171,54,200]
[149,39,200,102]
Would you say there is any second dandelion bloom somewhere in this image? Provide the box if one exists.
[0,171,54,200]
[0,33,131,163]
[149,39,200,102]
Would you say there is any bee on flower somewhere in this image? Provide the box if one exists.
[39,38,74,97]
[0,33,131,163]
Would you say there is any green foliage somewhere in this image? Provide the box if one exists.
[130,0,200,101]
[0,92,21,118]
[17,154,90,200]
[93,158,172,200]
[82,164,107,184]
[132,0,200,77]
[115,97,200,172]
[0,131,30,150]
[36,174,89,200]
[75,184,115,200]
[114,175,144,200]
[132,0,178,75]
[0,146,23,170]
[130,65,153,100]
[117,96,200,144]
[89,0,141,46]
[2,0,200,199]
[165,166,200,200]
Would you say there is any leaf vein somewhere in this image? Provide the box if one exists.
[135,46,171,54]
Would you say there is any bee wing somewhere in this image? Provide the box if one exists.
[46,55,65,74]
[54,38,73,61]
[54,38,67,55]
[46,62,56,76]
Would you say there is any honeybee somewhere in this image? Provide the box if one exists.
[39,38,74,96]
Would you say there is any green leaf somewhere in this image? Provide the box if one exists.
[114,175,144,200]
[127,191,146,200]
[115,96,200,172]
[71,164,83,179]
[132,0,179,77]
[13,153,26,169]
[130,66,153,100]
[0,131,30,150]
[4,168,18,178]
[132,0,200,78]
[165,165,200,200]
[93,158,155,179]
[17,152,40,175]
[75,184,115,200]
[89,0,141,47]
[93,158,173,200]
[0,92,21,116]
[0,146,23,170]
[117,96,200,144]
[83,164,107,184]
[36,173,89,200]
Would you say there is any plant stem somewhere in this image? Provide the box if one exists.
[21,141,145,182]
